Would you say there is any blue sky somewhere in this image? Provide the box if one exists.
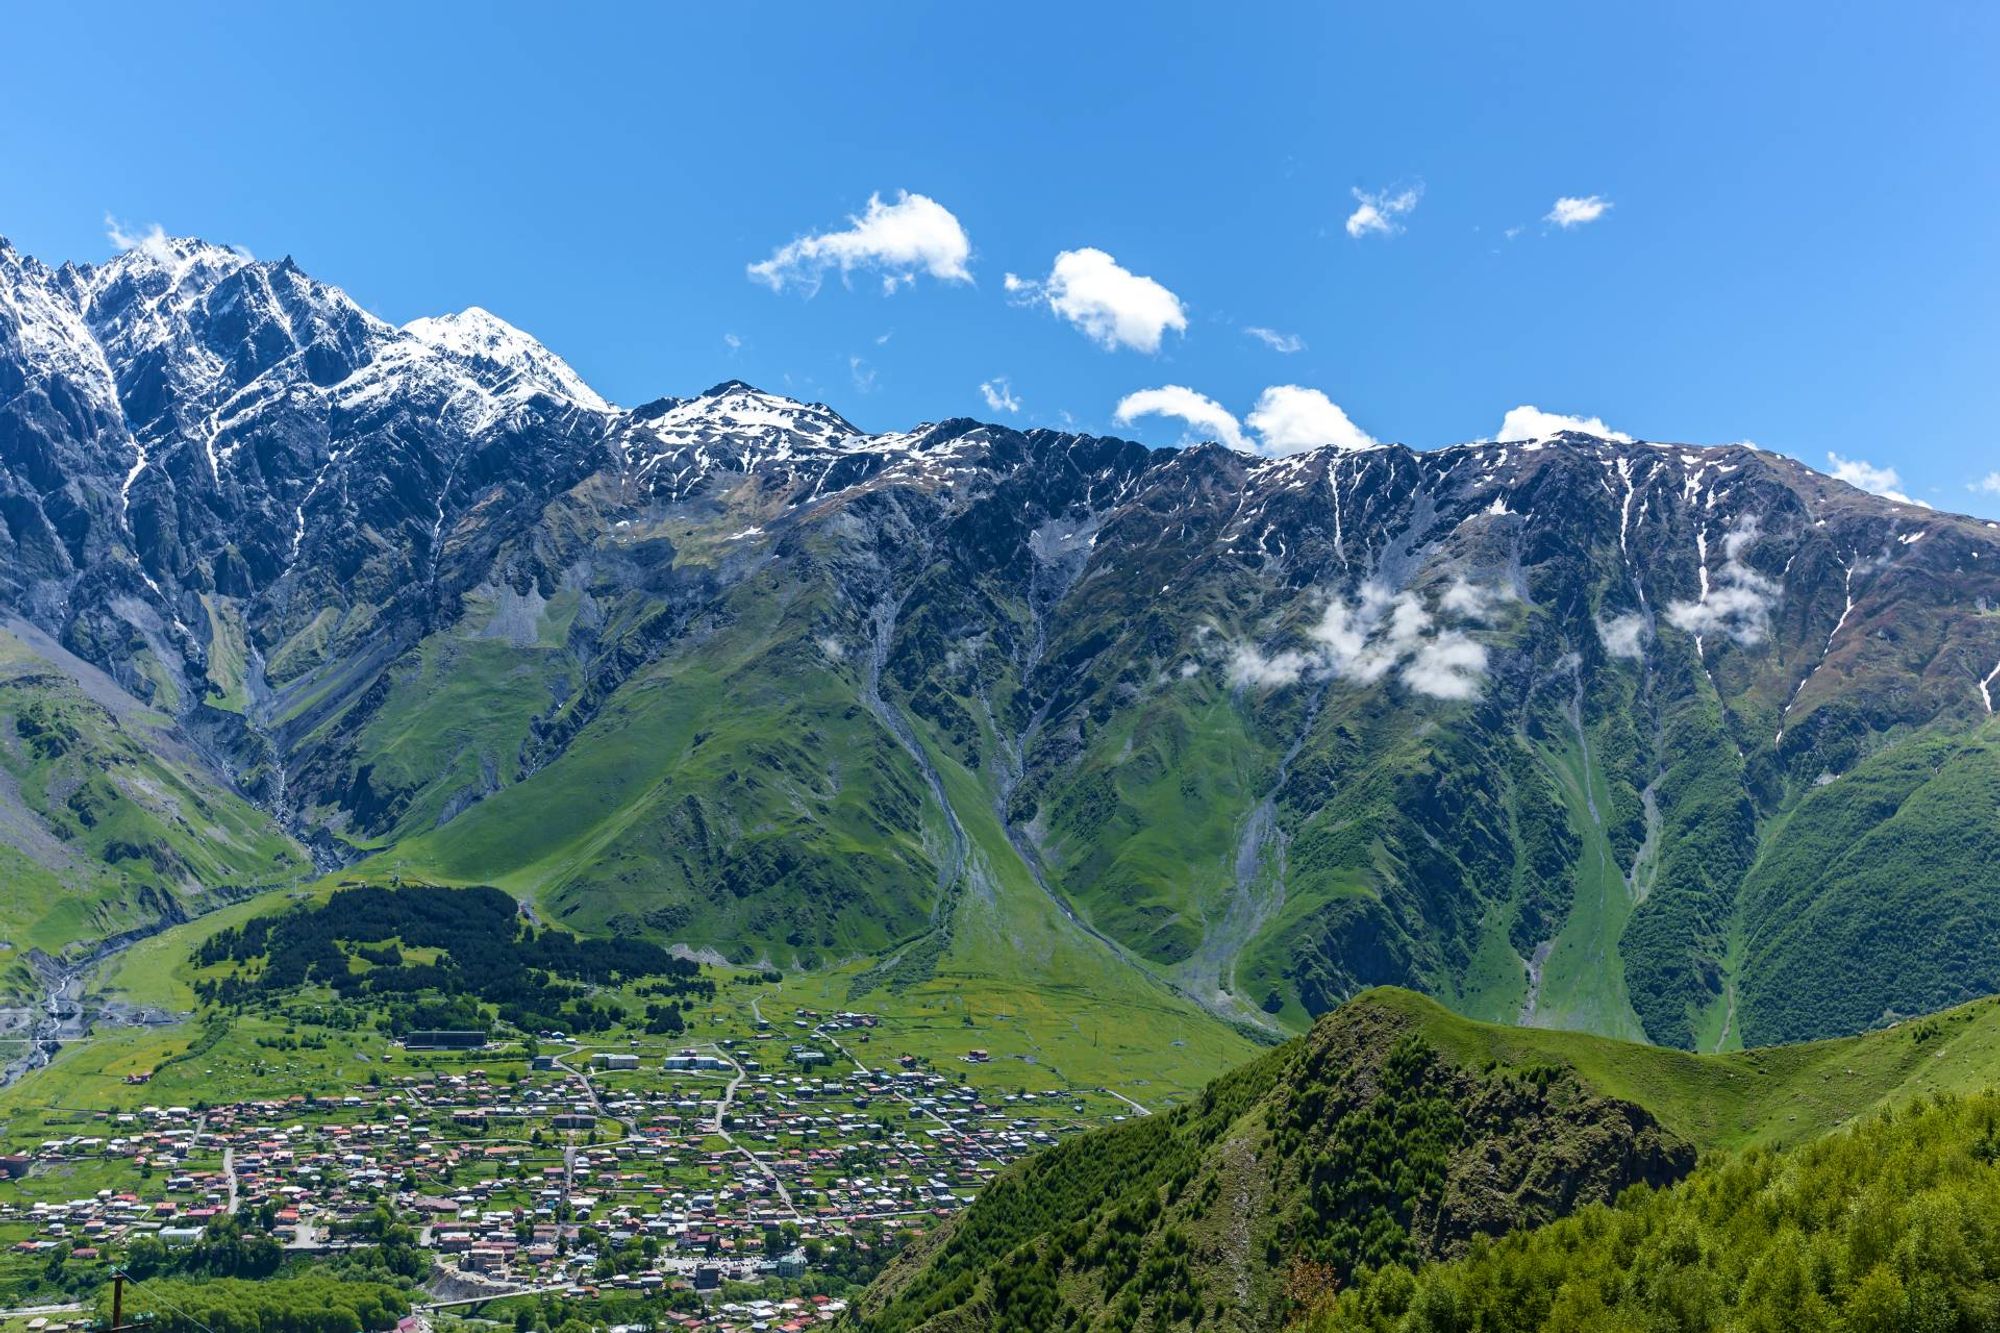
[4,2,1996,512]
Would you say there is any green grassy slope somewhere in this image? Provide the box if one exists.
[1520,732,1646,1040]
[856,986,2000,1332]
[1369,987,2000,1154]
[884,697,1265,1096]
[1735,727,2000,1045]
[383,570,945,964]
[261,535,1266,1099]
[0,627,307,965]
[1029,683,1273,971]
[304,587,583,844]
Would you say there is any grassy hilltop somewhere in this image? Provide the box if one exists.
[853,988,2000,1332]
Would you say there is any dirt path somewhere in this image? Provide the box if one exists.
[1712,984,1739,1053]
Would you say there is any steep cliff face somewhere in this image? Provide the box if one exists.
[4,232,1999,1049]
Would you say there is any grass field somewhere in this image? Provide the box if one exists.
[0,625,310,981]
[1378,985,2000,1152]
[1445,902,1530,1024]
[26,883,2000,1162]
[0,857,1262,1133]
[1524,734,1647,1041]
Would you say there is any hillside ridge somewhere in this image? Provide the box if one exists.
[854,986,2000,1331]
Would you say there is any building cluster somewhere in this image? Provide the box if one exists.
[2,1008,1115,1320]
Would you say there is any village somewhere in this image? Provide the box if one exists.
[0,1008,1141,1332]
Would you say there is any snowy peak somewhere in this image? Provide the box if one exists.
[83,233,257,302]
[403,306,610,414]
[621,380,865,459]
[63,239,401,490]
[611,381,892,502]
[76,237,391,352]
[77,237,384,397]
[652,380,862,443]
[0,237,125,423]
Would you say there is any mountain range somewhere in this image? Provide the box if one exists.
[3,232,1999,1052]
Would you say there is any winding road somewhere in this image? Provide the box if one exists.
[705,1042,800,1221]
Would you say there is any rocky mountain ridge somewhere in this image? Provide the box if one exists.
[3,233,1998,1051]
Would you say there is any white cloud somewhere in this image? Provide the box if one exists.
[1665,518,1780,646]
[1438,577,1512,621]
[1228,579,1498,700]
[1403,633,1490,700]
[979,377,1021,414]
[1827,453,1924,506]
[1246,386,1377,455]
[1596,612,1649,659]
[1975,472,2000,496]
[849,355,877,393]
[104,213,173,264]
[816,635,847,662]
[1114,385,1246,450]
[1012,248,1187,353]
[1546,195,1612,228]
[748,191,972,294]
[1119,384,1378,457]
[722,332,743,352]
[1308,582,1492,699]
[1226,644,1316,688]
[1346,185,1422,239]
[1245,326,1306,354]
[1495,405,1633,444]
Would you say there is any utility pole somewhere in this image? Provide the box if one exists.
[105,1267,148,1333]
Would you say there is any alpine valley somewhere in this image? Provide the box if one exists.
[11,230,2000,1333]
[4,231,2000,1058]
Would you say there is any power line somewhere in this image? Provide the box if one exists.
[100,1267,219,1333]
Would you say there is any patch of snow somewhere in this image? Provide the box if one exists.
[404,306,610,413]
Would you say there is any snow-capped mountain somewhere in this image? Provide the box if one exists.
[403,306,611,415]
[3,233,1999,1053]
[0,233,613,644]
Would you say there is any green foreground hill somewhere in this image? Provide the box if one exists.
[853,988,2000,1333]
[1306,1086,2000,1332]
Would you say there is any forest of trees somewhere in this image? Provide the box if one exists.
[1305,1089,2000,1332]
[192,884,712,1034]
[96,1275,407,1333]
